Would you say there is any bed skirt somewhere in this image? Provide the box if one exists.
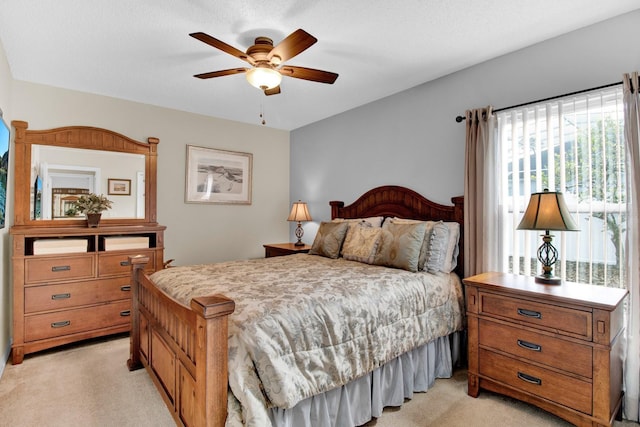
[262,331,462,427]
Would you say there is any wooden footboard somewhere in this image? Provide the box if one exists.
[128,255,235,427]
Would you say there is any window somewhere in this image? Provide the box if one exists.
[497,86,625,288]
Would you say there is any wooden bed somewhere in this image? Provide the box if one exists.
[127,185,464,427]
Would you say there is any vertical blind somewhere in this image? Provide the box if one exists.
[497,85,626,287]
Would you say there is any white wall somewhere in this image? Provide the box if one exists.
[10,81,291,264]
[0,59,290,367]
[290,10,640,244]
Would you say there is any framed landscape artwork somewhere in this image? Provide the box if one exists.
[0,115,9,228]
[185,145,252,204]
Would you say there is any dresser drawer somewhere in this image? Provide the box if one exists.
[24,277,131,314]
[479,292,592,340]
[479,348,592,414]
[25,255,95,284]
[98,250,156,277]
[24,299,131,342]
[479,319,592,378]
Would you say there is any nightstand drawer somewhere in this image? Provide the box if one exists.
[25,255,95,284]
[479,348,592,414]
[479,292,592,340]
[479,319,592,378]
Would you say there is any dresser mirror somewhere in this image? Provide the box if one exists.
[11,121,159,227]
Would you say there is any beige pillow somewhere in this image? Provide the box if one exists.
[373,221,427,272]
[342,224,383,264]
[309,222,349,259]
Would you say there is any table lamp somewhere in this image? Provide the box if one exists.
[287,201,312,246]
[517,189,579,284]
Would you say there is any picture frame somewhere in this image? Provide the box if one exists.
[185,145,252,204]
[108,178,131,196]
[0,115,9,228]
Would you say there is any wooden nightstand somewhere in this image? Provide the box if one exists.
[463,272,627,427]
[263,243,312,258]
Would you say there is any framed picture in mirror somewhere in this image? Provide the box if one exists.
[108,178,131,196]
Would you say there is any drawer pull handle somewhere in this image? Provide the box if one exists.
[120,285,131,292]
[51,320,71,328]
[51,265,71,272]
[120,261,131,267]
[120,310,131,317]
[517,372,542,386]
[517,308,542,319]
[51,293,71,300]
[517,339,542,352]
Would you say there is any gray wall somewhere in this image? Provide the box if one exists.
[291,10,640,244]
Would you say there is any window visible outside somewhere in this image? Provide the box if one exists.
[497,86,625,288]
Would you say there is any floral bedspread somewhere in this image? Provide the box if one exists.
[149,254,465,426]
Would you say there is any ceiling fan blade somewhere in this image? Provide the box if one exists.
[279,66,338,84]
[194,68,248,79]
[190,32,255,65]
[268,29,317,63]
[264,86,281,96]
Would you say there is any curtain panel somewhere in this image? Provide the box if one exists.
[623,71,640,422]
[463,106,498,278]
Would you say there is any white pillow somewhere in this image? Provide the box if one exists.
[441,222,460,273]
[425,222,450,274]
[332,216,384,228]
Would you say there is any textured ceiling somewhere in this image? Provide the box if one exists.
[1,0,638,130]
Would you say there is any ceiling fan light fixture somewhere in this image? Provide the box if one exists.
[246,67,282,90]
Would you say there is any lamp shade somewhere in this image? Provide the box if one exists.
[246,66,282,90]
[287,201,312,222]
[517,190,579,232]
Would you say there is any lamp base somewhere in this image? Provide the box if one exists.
[294,240,305,247]
[534,275,562,285]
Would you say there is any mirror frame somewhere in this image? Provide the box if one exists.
[11,120,159,227]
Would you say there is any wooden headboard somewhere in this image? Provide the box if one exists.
[329,185,464,277]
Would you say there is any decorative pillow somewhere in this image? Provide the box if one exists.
[309,222,349,259]
[441,222,461,273]
[342,224,383,264]
[332,216,384,228]
[373,221,427,272]
[425,222,450,274]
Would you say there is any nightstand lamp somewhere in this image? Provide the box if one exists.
[517,189,579,284]
[287,201,312,246]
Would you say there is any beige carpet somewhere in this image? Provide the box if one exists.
[0,335,636,427]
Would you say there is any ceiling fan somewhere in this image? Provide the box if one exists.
[190,29,338,96]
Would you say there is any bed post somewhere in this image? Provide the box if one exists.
[190,296,235,427]
[128,255,147,371]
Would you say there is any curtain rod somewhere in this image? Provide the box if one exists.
[455,81,622,123]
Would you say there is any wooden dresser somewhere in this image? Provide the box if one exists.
[10,121,165,364]
[464,272,627,427]
[11,226,164,364]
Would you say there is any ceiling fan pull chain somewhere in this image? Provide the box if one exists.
[260,104,266,126]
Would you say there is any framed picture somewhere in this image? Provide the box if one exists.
[0,115,9,228]
[108,178,131,195]
[185,145,252,204]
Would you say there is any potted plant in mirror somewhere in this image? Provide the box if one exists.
[73,193,113,227]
